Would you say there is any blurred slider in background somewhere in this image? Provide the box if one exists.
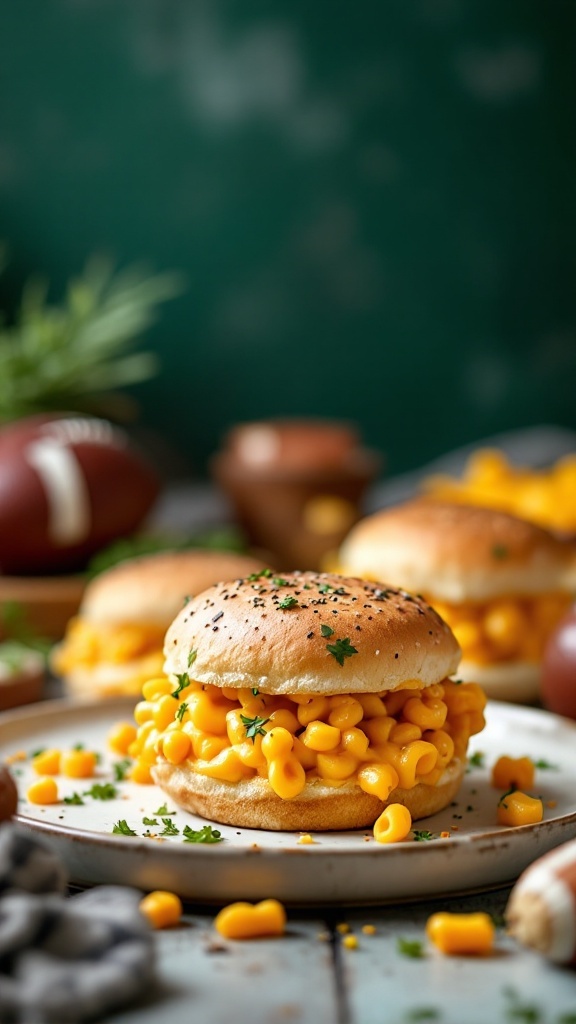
[51,549,273,702]
[338,499,576,705]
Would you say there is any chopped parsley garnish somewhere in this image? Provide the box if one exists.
[84,782,118,801]
[176,702,188,722]
[113,758,132,781]
[142,816,159,826]
[498,787,516,809]
[112,819,137,836]
[492,543,509,560]
[326,637,358,666]
[30,747,46,759]
[272,577,289,586]
[251,687,260,696]
[397,937,425,958]
[503,986,543,1023]
[154,803,175,816]
[171,673,190,699]
[534,759,559,770]
[160,818,180,836]
[318,583,346,595]
[187,649,197,668]
[321,624,334,638]
[247,569,273,581]
[72,742,85,750]
[412,830,435,842]
[278,595,299,610]
[182,824,224,844]
[63,792,84,805]
[468,751,485,768]
[241,714,270,742]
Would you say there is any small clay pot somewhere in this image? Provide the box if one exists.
[0,643,46,711]
[211,419,382,571]
[0,574,86,643]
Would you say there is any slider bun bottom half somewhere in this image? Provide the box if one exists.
[151,758,465,832]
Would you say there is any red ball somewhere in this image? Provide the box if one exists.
[0,414,160,575]
[0,764,18,821]
[541,605,576,719]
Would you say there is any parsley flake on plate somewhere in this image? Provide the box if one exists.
[397,937,425,959]
[84,782,118,801]
[113,758,132,781]
[182,824,223,844]
[154,803,175,816]
[112,820,137,837]
[160,818,180,836]
[63,792,84,806]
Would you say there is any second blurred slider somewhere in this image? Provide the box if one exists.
[338,500,576,704]
[51,549,272,700]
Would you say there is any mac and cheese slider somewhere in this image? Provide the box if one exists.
[338,500,576,704]
[131,570,485,831]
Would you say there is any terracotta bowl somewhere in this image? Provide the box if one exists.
[0,573,87,643]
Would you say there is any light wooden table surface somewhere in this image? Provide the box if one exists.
[104,886,576,1024]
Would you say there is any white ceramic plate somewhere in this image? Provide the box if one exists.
[4,697,576,905]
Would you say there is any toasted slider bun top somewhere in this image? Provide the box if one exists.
[163,570,460,695]
[79,549,272,628]
[338,500,576,603]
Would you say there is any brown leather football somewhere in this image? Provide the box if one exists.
[0,414,160,574]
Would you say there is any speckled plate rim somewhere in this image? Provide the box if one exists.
[4,696,576,905]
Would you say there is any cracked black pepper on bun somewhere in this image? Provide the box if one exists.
[134,570,486,831]
[338,500,576,704]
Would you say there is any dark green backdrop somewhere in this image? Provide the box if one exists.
[1,0,575,479]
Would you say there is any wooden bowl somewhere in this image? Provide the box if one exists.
[0,574,86,643]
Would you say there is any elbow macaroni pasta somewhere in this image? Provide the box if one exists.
[423,447,576,534]
[373,803,412,843]
[129,675,486,801]
[430,592,572,666]
[426,911,495,955]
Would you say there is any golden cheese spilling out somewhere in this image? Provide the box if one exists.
[430,592,572,666]
[129,676,486,800]
[52,619,166,671]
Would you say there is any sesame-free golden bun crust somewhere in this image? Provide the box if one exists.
[338,500,576,603]
[151,758,465,831]
[163,571,461,695]
[81,549,272,627]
